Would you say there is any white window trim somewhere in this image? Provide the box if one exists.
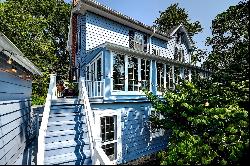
[94,110,122,164]
[111,51,152,95]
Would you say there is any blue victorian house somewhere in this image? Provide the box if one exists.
[36,0,209,165]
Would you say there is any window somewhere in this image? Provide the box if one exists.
[85,55,103,96]
[169,65,174,89]
[95,110,122,164]
[184,68,189,81]
[128,56,139,91]
[112,52,152,93]
[157,63,164,92]
[113,53,125,91]
[141,59,150,90]
[150,108,164,139]
[174,66,180,85]
[152,48,160,56]
[101,116,116,161]
[129,30,147,52]
[174,47,184,62]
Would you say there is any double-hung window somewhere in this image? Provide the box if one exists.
[95,110,122,164]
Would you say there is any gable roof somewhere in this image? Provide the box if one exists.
[68,0,194,49]
[0,33,42,75]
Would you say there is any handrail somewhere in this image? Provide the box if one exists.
[93,138,115,165]
[79,77,113,165]
[37,74,57,165]
[78,77,95,156]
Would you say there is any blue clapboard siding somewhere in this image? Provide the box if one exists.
[0,71,32,101]
[0,71,36,165]
[91,102,168,164]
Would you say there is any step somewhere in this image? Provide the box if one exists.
[48,113,86,122]
[45,139,90,150]
[51,99,81,106]
[44,152,92,165]
[47,120,86,131]
[45,129,88,144]
[45,140,90,157]
[50,106,84,113]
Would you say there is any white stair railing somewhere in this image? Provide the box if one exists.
[79,77,114,165]
[37,74,57,165]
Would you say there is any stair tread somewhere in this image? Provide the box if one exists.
[47,120,85,126]
[45,139,89,150]
[44,152,91,165]
[49,112,85,116]
[46,128,88,137]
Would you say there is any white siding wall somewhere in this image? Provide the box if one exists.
[0,72,32,101]
[151,37,176,59]
[0,71,36,165]
[82,12,190,63]
[85,12,130,51]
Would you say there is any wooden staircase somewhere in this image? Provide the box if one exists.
[43,99,92,165]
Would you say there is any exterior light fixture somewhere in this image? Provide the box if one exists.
[11,66,17,73]
[7,57,13,64]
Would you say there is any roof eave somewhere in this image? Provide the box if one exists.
[0,33,42,76]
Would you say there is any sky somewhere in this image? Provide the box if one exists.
[65,0,241,54]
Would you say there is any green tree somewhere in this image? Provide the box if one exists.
[205,0,249,82]
[145,78,249,165]
[0,0,71,105]
[154,3,205,64]
[154,3,202,38]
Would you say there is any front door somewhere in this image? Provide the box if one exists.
[86,55,103,97]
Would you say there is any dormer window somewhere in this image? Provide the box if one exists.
[174,47,184,62]
[129,30,147,52]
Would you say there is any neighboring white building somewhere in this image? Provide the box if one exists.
[0,32,42,165]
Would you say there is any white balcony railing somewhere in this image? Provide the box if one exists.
[85,80,104,98]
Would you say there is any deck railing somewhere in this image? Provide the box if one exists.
[79,77,114,165]
[37,74,57,165]
[85,80,104,98]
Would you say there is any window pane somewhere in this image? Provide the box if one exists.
[184,68,189,80]
[113,53,125,90]
[166,65,170,89]
[174,66,180,84]
[157,63,164,92]
[141,59,150,90]
[97,58,102,81]
[128,56,139,91]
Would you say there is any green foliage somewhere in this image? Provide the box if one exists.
[0,0,71,105]
[145,79,249,165]
[154,3,202,38]
[205,0,249,82]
